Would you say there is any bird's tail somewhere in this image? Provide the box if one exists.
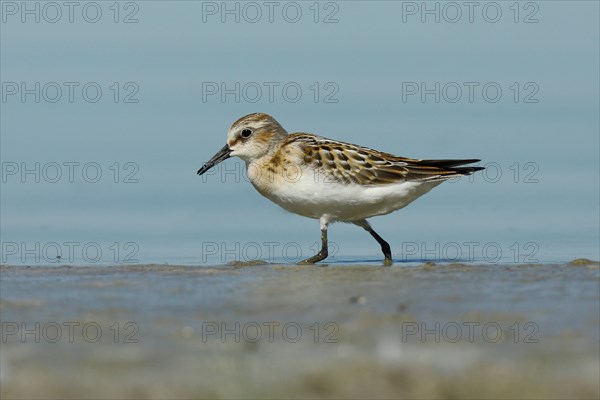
[402,159,484,182]
[418,159,484,176]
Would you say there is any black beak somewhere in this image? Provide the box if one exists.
[197,144,232,175]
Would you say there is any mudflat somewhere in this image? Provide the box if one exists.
[1,260,598,399]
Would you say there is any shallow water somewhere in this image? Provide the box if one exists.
[1,260,598,399]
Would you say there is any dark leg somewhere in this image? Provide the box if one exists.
[299,217,330,264]
[355,220,393,266]
[299,227,328,264]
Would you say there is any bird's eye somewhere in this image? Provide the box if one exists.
[241,129,252,138]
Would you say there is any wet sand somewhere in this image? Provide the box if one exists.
[1,260,599,399]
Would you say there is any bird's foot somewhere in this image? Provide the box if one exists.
[298,251,328,265]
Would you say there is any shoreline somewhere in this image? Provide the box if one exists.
[1,260,599,398]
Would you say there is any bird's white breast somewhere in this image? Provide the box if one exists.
[248,162,442,222]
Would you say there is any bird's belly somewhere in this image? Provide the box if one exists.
[251,171,442,221]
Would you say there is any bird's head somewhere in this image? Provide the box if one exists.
[197,113,287,176]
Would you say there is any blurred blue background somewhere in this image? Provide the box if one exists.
[1,1,598,264]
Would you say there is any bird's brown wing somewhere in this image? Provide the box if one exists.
[287,133,483,186]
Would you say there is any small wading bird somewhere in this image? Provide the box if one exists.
[197,113,483,265]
